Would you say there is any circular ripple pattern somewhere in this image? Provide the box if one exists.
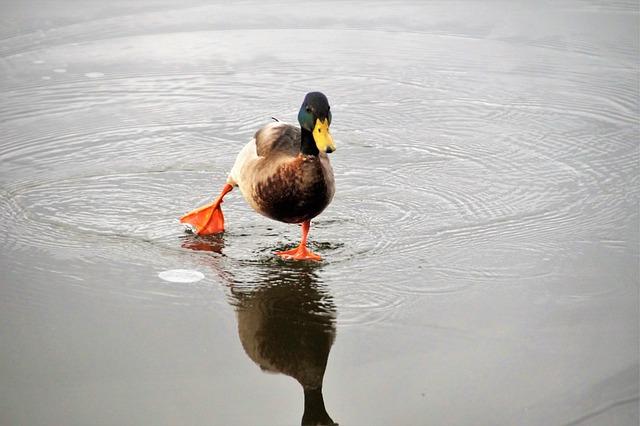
[1,2,637,327]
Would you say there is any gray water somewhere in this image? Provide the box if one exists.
[1,1,638,425]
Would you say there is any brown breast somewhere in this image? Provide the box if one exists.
[252,155,332,224]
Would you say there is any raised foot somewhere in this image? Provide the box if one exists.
[180,184,233,236]
[275,245,322,261]
[180,200,225,235]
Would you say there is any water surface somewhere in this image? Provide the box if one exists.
[1,1,638,425]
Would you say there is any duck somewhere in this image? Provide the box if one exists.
[180,92,336,261]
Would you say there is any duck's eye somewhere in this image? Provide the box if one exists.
[305,106,312,113]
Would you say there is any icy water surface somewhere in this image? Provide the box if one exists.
[1,1,638,425]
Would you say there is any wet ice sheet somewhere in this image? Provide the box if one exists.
[0,1,638,425]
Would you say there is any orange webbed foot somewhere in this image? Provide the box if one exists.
[180,184,233,235]
[180,200,225,235]
[275,245,322,261]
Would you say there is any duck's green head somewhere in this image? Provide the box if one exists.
[298,92,335,154]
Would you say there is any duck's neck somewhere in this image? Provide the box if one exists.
[300,127,319,156]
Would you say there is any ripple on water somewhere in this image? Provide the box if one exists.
[4,170,203,254]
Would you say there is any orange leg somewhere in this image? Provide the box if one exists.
[180,184,233,235]
[276,220,322,261]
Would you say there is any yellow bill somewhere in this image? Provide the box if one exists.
[312,118,336,153]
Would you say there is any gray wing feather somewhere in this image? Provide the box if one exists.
[255,123,300,158]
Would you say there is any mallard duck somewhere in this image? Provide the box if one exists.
[180,92,336,261]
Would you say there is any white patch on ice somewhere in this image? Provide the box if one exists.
[42,76,51,80]
[52,68,66,73]
[158,269,204,283]
[85,72,104,78]
[33,60,45,64]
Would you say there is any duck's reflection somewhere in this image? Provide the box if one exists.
[232,262,337,426]
[184,238,337,426]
